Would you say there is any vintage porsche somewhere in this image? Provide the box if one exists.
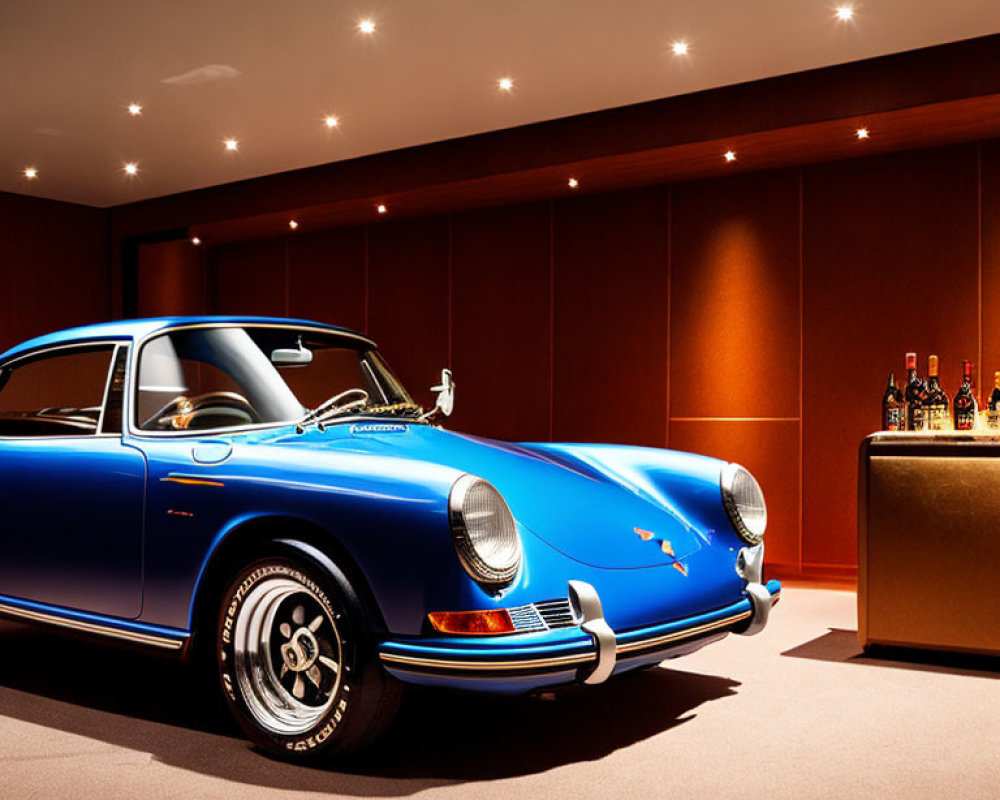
[0,316,779,759]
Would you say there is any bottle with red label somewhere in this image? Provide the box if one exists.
[881,373,905,431]
[924,355,950,430]
[953,360,977,431]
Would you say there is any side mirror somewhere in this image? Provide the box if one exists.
[431,368,455,417]
[271,338,313,367]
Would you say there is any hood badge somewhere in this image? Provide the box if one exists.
[349,422,408,435]
[634,527,687,576]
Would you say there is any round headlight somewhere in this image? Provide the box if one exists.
[449,475,521,586]
[720,463,767,545]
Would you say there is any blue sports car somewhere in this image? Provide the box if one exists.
[0,316,779,759]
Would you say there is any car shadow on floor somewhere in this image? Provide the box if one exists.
[782,628,1000,679]
[0,621,739,795]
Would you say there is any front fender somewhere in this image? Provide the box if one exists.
[137,438,486,636]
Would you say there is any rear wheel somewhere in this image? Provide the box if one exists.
[216,549,401,759]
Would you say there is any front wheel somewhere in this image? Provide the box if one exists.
[216,550,401,759]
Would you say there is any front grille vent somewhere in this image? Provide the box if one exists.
[534,599,578,629]
[508,604,545,632]
[508,598,580,633]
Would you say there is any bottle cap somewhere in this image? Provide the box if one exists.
[928,354,939,376]
[905,352,917,370]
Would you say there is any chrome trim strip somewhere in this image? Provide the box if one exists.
[379,608,751,673]
[616,609,751,654]
[0,603,186,650]
[379,649,595,671]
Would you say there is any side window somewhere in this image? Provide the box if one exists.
[0,345,116,437]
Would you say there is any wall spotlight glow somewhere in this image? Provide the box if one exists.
[568,178,579,189]
[358,19,375,34]
[24,167,38,179]
[324,115,339,129]
[288,220,299,230]
[224,139,239,151]
[191,237,202,246]
[856,127,870,140]
[377,204,387,214]
[724,150,737,162]
[498,77,514,92]
[671,41,689,55]
[124,162,138,176]
[835,6,854,21]
[127,103,143,116]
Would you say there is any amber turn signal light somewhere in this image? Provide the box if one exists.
[428,609,516,635]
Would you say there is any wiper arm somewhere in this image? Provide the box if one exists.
[297,388,369,432]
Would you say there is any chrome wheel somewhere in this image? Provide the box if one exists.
[232,577,343,736]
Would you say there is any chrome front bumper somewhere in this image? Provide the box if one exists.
[378,577,781,690]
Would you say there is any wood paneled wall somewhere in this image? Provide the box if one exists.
[0,192,109,350]
[136,139,1000,578]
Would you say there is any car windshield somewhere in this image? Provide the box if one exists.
[135,326,416,432]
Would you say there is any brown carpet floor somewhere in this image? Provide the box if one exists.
[0,585,997,799]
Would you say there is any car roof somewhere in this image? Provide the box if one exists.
[0,316,373,362]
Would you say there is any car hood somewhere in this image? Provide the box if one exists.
[263,422,713,569]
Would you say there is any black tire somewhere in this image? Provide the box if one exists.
[215,547,402,760]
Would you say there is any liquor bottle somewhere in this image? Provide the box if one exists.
[904,352,927,431]
[988,372,1000,429]
[924,355,949,430]
[953,360,977,431]
[881,373,905,431]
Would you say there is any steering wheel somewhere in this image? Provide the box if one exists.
[151,391,259,430]
[305,388,370,426]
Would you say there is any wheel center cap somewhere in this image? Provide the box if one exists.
[280,628,320,672]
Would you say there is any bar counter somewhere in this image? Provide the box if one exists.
[859,431,1000,656]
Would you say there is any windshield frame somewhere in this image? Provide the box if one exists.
[125,322,418,439]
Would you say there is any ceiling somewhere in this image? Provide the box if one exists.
[4,0,1000,208]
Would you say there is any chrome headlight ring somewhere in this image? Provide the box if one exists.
[448,474,521,587]
[720,462,767,545]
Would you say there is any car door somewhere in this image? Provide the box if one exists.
[0,342,145,619]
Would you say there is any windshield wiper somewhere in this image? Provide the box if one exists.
[297,388,369,432]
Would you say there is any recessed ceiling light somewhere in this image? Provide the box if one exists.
[288,220,299,230]
[498,77,514,92]
[191,236,202,246]
[324,115,339,129]
[224,138,239,151]
[835,6,854,21]
[124,162,139,176]
[568,178,579,189]
[856,127,870,140]
[377,204,387,214]
[127,103,143,116]
[23,167,38,179]
[724,150,737,162]
[358,19,375,34]
[671,41,689,56]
